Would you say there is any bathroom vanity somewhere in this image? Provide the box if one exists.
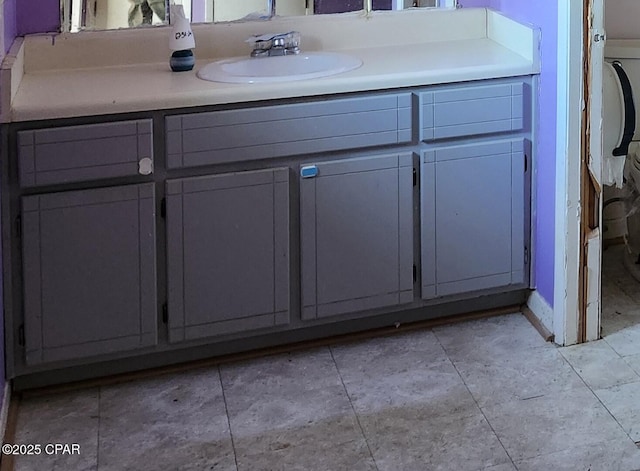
[0,8,540,388]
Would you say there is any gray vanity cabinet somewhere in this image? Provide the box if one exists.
[166,168,290,342]
[300,153,414,320]
[21,183,158,365]
[5,76,535,387]
[421,139,526,299]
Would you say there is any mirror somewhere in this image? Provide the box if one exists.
[61,0,442,32]
[372,0,438,8]
[63,0,364,31]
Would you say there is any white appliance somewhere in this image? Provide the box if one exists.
[603,45,638,246]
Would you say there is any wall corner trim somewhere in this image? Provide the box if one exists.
[526,289,554,341]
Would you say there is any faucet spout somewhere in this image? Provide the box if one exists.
[267,0,276,18]
[249,31,301,57]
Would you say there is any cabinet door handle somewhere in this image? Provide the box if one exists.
[138,157,154,175]
[300,165,318,178]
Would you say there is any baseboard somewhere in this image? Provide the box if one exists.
[526,290,554,341]
[0,383,17,471]
[0,382,10,445]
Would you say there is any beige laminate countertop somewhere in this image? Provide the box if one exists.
[3,8,540,122]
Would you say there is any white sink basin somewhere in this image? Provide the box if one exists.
[197,52,362,84]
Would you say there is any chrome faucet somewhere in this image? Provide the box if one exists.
[267,0,276,18]
[250,31,301,57]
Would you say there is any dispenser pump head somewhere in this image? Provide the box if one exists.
[169,4,195,51]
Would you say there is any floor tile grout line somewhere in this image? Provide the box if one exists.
[560,337,629,362]
[559,345,640,388]
[431,328,519,470]
[573,256,640,449]
[607,320,635,357]
[328,345,380,471]
[559,350,639,446]
[602,335,638,360]
[620,355,640,379]
[602,248,640,445]
[217,366,240,471]
[436,320,636,464]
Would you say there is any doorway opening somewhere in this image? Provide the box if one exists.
[598,0,640,356]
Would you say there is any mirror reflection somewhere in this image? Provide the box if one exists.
[62,0,440,32]
[63,0,362,31]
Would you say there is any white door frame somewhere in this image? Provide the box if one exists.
[554,0,585,346]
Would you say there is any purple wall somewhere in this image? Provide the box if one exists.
[372,0,392,9]
[16,0,59,35]
[458,0,490,6]
[3,0,16,53]
[314,0,362,14]
[461,0,557,307]
[191,0,206,24]
[488,0,557,307]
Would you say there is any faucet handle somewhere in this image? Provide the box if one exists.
[246,34,272,57]
[287,31,301,49]
[271,31,301,49]
[247,31,301,57]
[246,33,274,47]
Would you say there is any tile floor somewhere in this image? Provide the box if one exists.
[8,245,640,471]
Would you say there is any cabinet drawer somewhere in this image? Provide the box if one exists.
[18,120,154,188]
[166,93,412,169]
[420,80,525,141]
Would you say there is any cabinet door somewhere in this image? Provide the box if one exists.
[166,168,290,343]
[21,184,157,365]
[421,140,526,299]
[300,153,414,320]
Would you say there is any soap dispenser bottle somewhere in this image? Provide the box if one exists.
[169,3,195,72]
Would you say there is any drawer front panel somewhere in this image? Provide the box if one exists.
[166,93,412,169]
[18,120,153,188]
[421,81,525,141]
